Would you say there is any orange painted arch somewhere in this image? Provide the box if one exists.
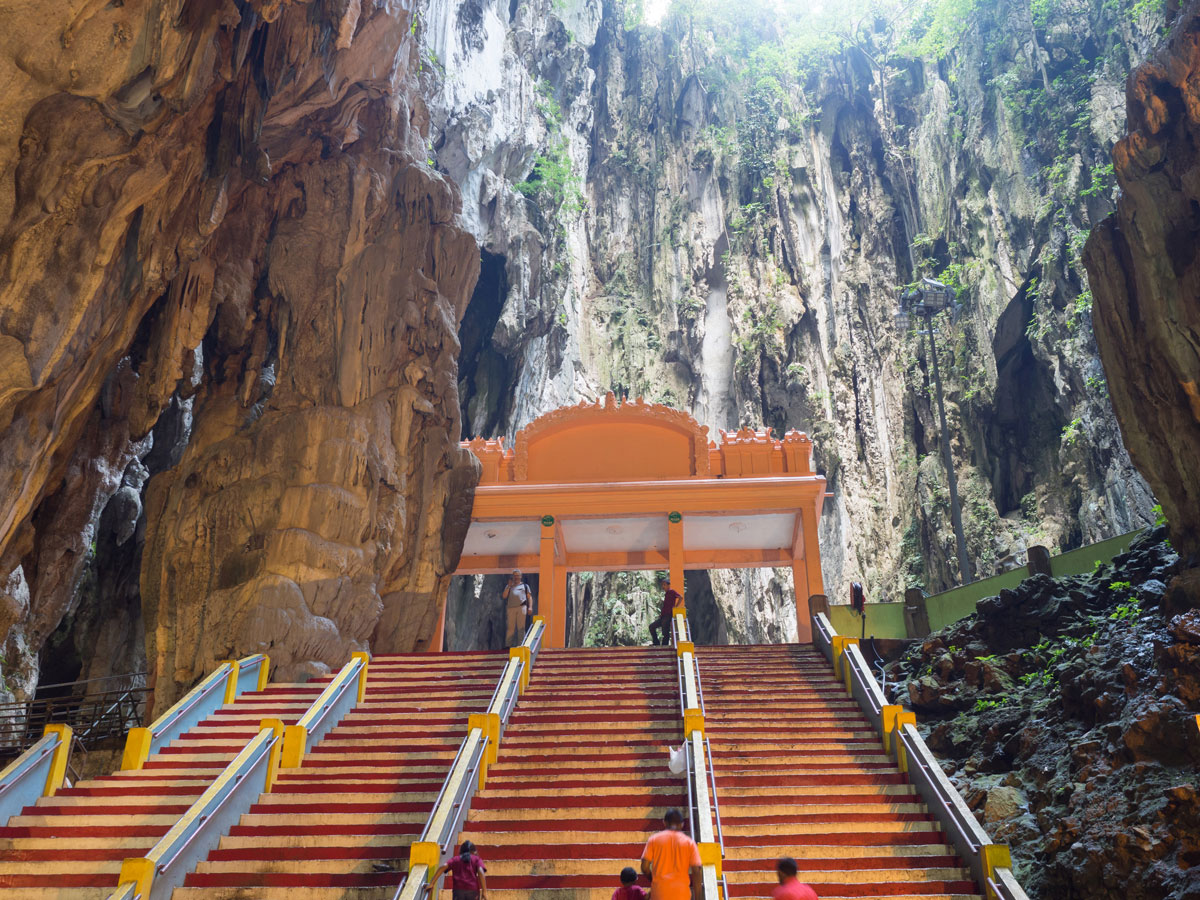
[443,394,827,649]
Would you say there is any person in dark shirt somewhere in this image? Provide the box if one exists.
[649,575,683,646]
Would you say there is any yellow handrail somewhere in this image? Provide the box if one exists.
[816,613,1025,900]
[116,721,282,898]
[281,652,368,769]
[0,724,73,825]
[397,623,547,900]
[673,608,721,899]
[121,654,271,771]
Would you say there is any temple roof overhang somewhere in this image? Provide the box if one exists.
[455,394,827,575]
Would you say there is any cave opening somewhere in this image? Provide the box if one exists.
[988,283,1068,516]
[457,249,511,440]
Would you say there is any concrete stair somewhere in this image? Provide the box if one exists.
[173,650,509,900]
[696,644,982,899]
[0,680,328,899]
[0,642,995,900]
[456,646,680,900]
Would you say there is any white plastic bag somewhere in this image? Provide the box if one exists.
[668,743,686,774]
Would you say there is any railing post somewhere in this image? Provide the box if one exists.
[981,844,1013,900]
[469,712,500,767]
[220,659,242,704]
[830,635,858,681]
[353,651,369,702]
[509,646,531,694]
[698,841,722,875]
[408,841,441,880]
[41,724,72,797]
[260,718,284,791]
[880,705,915,755]
[120,727,153,772]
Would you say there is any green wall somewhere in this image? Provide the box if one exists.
[828,601,907,641]
[826,529,1144,640]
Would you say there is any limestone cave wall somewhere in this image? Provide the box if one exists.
[1086,0,1200,565]
[0,0,480,708]
[423,0,1163,644]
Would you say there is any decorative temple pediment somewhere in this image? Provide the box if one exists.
[513,393,711,482]
[467,393,816,485]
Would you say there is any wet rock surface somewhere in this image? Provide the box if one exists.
[1086,0,1200,563]
[888,529,1200,898]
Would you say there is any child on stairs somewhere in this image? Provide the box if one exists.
[613,865,648,900]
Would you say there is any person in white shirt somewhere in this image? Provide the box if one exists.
[502,569,533,646]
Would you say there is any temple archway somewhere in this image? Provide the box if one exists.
[442,394,827,648]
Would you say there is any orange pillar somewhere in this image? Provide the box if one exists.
[538,516,568,649]
[539,517,560,648]
[553,564,568,648]
[428,595,446,652]
[667,512,684,596]
[791,560,813,644]
[793,503,824,643]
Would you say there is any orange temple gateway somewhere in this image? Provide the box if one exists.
[444,394,828,648]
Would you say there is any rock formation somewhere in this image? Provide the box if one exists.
[0,0,480,706]
[1086,0,1200,562]
[888,529,1200,898]
[424,0,1162,642]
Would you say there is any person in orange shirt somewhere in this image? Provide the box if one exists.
[640,808,701,900]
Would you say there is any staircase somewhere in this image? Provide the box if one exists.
[457,646,680,899]
[0,679,325,899]
[174,650,508,899]
[695,644,980,899]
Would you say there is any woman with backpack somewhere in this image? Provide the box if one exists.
[433,840,488,900]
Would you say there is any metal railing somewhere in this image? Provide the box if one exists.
[109,650,358,900]
[813,613,1029,900]
[395,728,490,900]
[0,672,147,759]
[0,724,72,826]
[843,642,887,735]
[393,618,546,900]
[122,654,269,771]
[281,653,368,768]
[673,609,723,900]
[113,722,282,900]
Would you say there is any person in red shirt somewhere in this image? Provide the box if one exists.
[640,808,701,900]
[613,865,648,899]
[772,857,818,900]
[649,576,683,646]
[433,840,488,900]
